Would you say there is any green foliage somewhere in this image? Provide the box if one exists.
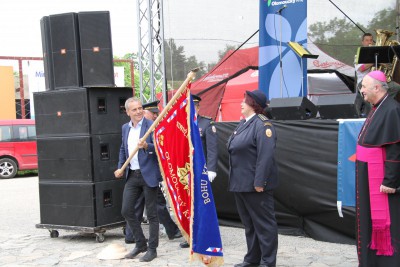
[164,39,207,88]
[308,7,397,66]
[113,53,140,97]
[115,39,231,96]
[218,44,238,61]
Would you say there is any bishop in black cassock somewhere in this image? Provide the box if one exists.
[356,71,400,267]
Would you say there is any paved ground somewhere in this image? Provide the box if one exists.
[0,176,358,266]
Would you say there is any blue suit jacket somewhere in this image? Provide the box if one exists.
[118,118,162,187]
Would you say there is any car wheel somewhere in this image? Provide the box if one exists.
[0,158,18,179]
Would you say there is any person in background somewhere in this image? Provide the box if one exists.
[356,70,400,266]
[179,94,219,249]
[355,33,374,91]
[124,99,182,244]
[114,97,161,262]
[227,90,278,267]
[143,100,160,121]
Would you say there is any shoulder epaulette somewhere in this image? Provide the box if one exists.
[202,115,212,120]
[258,114,268,121]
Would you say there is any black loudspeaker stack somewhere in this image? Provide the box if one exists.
[316,93,365,119]
[34,87,132,228]
[40,11,114,90]
[267,97,318,120]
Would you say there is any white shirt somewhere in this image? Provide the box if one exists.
[355,63,369,86]
[245,113,256,122]
[127,118,143,170]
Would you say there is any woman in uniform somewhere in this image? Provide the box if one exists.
[227,89,278,267]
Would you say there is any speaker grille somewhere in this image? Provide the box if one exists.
[48,13,82,89]
[40,16,54,91]
[78,11,115,87]
[317,94,363,119]
[33,87,132,137]
[268,97,317,120]
[39,180,125,227]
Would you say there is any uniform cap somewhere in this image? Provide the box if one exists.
[192,94,202,103]
[246,90,267,109]
[367,70,386,82]
[142,100,160,113]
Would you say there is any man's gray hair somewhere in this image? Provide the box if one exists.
[381,81,389,91]
[125,97,141,110]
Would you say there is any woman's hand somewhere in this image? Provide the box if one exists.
[255,186,264,192]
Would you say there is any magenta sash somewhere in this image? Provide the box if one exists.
[356,145,394,256]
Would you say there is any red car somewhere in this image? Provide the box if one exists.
[0,119,37,178]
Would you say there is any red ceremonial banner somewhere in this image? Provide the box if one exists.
[154,89,192,238]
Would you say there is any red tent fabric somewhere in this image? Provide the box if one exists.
[190,46,258,119]
[217,69,259,121]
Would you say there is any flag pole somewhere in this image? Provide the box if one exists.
[116,68,199,176]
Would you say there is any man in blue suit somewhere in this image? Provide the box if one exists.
[114,97,162,262]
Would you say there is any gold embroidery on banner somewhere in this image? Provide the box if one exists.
[178,162,191,193]
[158,134,164,146]
[176,121,188,138]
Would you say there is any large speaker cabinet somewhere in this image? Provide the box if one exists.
[40,16,54,91]
[267,97,317,120]
[39,180,125,227]
[40,11,114,90]
[34,87,132,137]
[316,93,364,119]
[34,87,131,230]
[37,134,121,183]
[48,13,83,90]
[78,11,115,87]
[34,87,132,182]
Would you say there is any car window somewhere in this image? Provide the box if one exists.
[27,126,36,140]
[19,127,28,140]
[12,125,36,141]
[0,126,12,142]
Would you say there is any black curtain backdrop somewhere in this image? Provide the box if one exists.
[212,119,355,244]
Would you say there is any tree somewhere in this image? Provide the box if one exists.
[217,44,238,61]
[164,39,186,81]
[164,38,207,88]
[185,55,207,77]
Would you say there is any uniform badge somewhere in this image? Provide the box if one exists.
[266,129,272,137]
[212,125,216,133]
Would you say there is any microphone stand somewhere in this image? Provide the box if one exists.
[278,10,283,98]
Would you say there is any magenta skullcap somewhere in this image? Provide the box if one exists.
[367,70,386,82]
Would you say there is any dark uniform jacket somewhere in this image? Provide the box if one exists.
[227,114,278,192]
[198,115,218,172]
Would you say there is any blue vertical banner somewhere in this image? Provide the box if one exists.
[337,119,365,209]
[259,0,307,99]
